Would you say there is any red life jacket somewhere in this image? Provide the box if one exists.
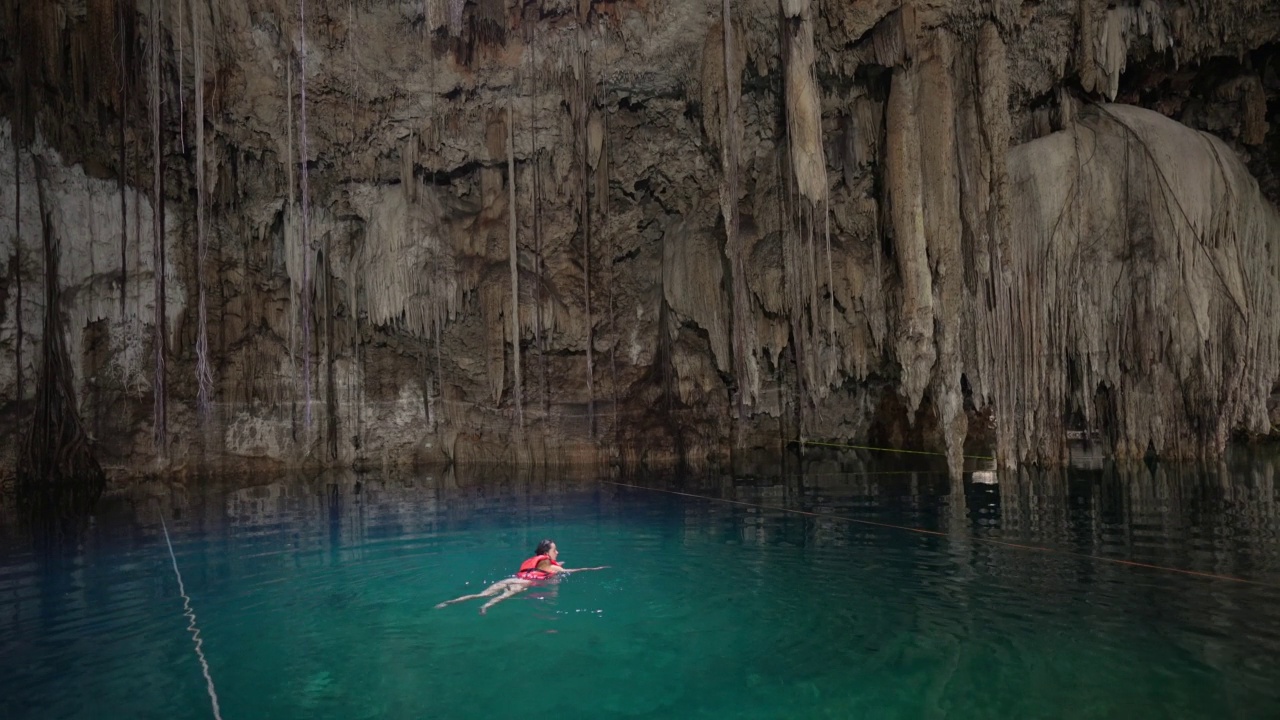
[515,554,561,580]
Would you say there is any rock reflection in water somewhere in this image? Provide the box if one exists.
[619,444,1280,585]
[1,448,1279,719]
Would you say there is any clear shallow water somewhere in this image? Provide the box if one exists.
[3,451,1280,720]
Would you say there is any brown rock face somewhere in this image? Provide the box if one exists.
[1,0,1279,478]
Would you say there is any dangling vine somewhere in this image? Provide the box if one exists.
[177,0,186,153]
[12,0,24,404]
[506,100,524,431]
[192,0,213,418]
[602,99,619,444]
[528,21,549,415]
[298,0,315,430]
[576,32,595,438]
[117,0,130,318]
[152,0,168,452]
[285,61,298,430]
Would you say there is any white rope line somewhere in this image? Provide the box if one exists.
[186,397,748,420]
[160,515,225,720]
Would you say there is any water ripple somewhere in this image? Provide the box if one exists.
[2,469,1279,719]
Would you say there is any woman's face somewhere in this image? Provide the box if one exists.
[546,542,559,561]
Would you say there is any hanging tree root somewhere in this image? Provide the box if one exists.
[15,157,106,523]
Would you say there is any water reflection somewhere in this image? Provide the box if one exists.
[616,444,1280,587]
[617,445,1280,709]
[2,447,1278,588]
[2,448,1280,719]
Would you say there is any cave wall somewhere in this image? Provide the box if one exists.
[1,0,1279,477]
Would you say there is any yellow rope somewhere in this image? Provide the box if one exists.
[603,481,1280,589]
[795,438,995,462]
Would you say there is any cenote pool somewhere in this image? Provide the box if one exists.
[2,450,1280,719]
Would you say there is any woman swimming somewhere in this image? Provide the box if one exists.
[433,539,608,614]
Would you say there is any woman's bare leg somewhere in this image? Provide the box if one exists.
[435,578,527,609]
[479,583,530,614]
[433,589,493,609]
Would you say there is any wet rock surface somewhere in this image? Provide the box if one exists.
[1,0,1279,477]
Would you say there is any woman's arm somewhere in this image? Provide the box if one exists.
[536,560,609,575]
[558,565,609,574]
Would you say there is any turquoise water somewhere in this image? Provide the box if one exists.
[3,453,1280,719]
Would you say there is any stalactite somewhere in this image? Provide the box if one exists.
[775,6,816,430]
[433,246,444,416]
[823,188,833,342]
[482,117,510,406]
[784,3,826,205]
[777,110,807,438]
[133,66,143,311]
[359,193,460,351]
[152,0,167,452]
[324,241,338,460]
[779,0,834,403]
[917,30,966,476]
[425,46,444,425]
[506,101,524,431]
[885,65,936,414]
[805,207,818,363]
[448,0,465,37]
[421,15,439,426]
[298,0,315,430]
[118,0,129,318]
[422,350,434,428]
[720,0,753,439]
[348,0,358,136]
[657,230,673,414]
[978,23,1015,467]
[193,0,213,418]
[352,212,366,440]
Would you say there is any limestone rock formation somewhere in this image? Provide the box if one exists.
[1,0,1279,478]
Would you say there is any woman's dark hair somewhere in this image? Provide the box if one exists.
[535,539,555,556]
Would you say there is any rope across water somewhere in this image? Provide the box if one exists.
[796,438,996,461]
[160,515,225,720]
[603,480,1279,590]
